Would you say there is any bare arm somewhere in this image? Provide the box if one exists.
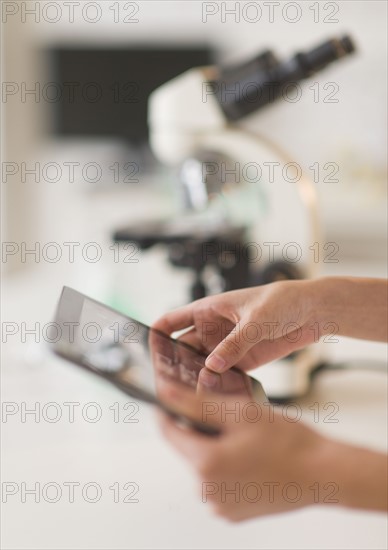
[313,277,388,342]
[324,440,388,513]
[153,277,388,373]
[159,388,388,519]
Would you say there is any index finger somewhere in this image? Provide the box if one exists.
[152,303,195,335]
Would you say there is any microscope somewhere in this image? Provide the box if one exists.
[114,36,355,401]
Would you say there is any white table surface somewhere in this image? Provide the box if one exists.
[1,187,387,550]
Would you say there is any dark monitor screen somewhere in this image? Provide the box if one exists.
[50,47,214,146]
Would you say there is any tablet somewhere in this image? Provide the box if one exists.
[51,287,267,436]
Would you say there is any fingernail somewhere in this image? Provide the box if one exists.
[200,369,219,388]
[205,354,226,372]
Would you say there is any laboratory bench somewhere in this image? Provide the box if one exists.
[1,185,387,550]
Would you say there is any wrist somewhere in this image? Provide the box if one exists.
[305,277,341,337]
[312,437,387,512]
[303,278,328,329]
[299,435,343,509]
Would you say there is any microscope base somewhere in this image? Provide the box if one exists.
[255,347,324,403]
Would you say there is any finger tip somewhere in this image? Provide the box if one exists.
[205,353,227,372]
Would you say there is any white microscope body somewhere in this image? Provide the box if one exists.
[147,37,355,400]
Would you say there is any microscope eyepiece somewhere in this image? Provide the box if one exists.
[212,35,356,121]
[296,35,355,75]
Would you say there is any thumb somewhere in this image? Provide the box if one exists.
[205,318,257,373]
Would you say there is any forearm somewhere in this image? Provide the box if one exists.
[319,438,388,512]
[309,277,388,342]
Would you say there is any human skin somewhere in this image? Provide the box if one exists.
[157,387,387,520]
[152,277,388,519]
[152,277,388,373]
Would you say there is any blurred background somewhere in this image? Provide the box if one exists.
[1,1,387,549]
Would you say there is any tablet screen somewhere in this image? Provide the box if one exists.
[52,287,267,410]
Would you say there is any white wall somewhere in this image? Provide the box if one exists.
[3,0,387,275]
